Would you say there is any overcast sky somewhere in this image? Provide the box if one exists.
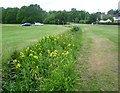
[0,0,119,13]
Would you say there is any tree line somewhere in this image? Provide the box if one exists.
[1,4,119,24]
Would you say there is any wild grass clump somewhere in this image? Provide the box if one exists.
[2,27,82,91]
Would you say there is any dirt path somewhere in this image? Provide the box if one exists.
[76,27,118,91]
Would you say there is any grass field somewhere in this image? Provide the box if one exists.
[76,25,118,91]
[2,24,118,91]
[2,24,69,52]
[2,24,69,62]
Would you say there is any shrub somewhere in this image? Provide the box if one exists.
[79,20,90,24]
[2,28,82,91]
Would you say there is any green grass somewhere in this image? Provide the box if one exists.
[89,25,118,44]
[76,25,118,91]
[2,24,69,52]
[2,24,69,63]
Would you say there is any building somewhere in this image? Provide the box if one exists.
[100,12,106,20]
[113,17,120,23]
[99,19,112,23]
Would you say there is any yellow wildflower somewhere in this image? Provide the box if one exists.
[29,53,33,57]
[50,52,53,57]
[16,63,21,68]
[50,50,58,57]
[53,53,57,57]
[68,44,71,47]
[65,51,69,55]
[25,47,29,52]
[30,50,33,52]
[47,50,50,54]
[20,52,24,58]
[62,53,64,55]
[36,66,38,69]
[54,50,58,53]
[62,51,69,56]
[13,59,17,63]
[33,56,38,60]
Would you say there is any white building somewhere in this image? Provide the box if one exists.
[99,19,112,23]
[113,17,120,23]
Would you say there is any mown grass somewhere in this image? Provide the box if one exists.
[2,26,82,91]
[76,25,118,91]
[89,25,118,45]
[2,24,69,53]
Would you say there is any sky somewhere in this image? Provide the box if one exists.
[0,0,119,13]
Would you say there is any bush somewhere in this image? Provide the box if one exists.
[79,20,91,24]
[2,28,82,91]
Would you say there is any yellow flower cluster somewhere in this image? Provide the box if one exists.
[30,50,33,52]
[33,55,38,60]
[36,66,38,69]
[62,51,69,56]
[50,50,58,57]
[20,52,24,58]
[13,59,17,63]
[29,53,33,57]
[25,47,29,52]
[16,63,21,68]
[68,44,71,47]
[47,50,51,54]
[29,53,39,60]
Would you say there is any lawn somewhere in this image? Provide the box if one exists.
[2,24,69,51]
[2,24,69,61]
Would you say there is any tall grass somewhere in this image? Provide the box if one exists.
[2,26,82,91]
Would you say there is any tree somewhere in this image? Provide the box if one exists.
[43,13,56,24]
[74,17,79,23]
[2,7,19,23]
[16,4,46,23]
[0,7,3,23]
[89,13,97,23]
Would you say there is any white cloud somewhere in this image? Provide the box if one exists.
[0,0,119,13]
